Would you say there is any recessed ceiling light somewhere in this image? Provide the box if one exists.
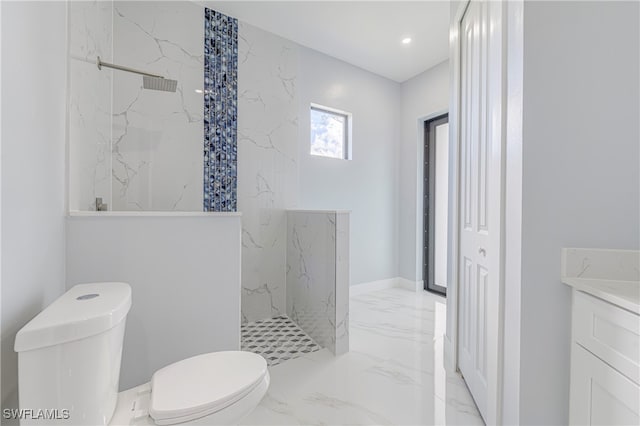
[402,37,412,45]
[195,89,203,94]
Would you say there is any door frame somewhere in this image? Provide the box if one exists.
[416,109,448,293]
[423,113,449,296]
[445,1,507,425]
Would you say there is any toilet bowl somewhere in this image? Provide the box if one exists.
[14,282,268,425]
[110,352,270,425]
[109,352,270,425]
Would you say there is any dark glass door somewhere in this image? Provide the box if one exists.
[424,114,449,296]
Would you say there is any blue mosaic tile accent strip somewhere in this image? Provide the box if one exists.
[204,8,238,212]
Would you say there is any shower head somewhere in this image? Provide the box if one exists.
[97,57,178,93]
[143,75,178,92]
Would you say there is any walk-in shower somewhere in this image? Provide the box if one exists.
[68,1,204,212]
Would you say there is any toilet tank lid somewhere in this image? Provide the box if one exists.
[14,282,132,353]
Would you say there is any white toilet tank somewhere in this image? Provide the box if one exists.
[14,282,132,425]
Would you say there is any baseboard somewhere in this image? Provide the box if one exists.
[396,278,423,292]
[351,277,424,295]
[350,278,398,296]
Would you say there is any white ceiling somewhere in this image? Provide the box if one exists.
[202,1,450,83]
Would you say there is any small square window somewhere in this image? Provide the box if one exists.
[310,105,351,160]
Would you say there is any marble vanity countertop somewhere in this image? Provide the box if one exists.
[561,247,640,314]
[562,277,640,315]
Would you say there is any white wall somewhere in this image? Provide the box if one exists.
[0,0,67,411]
[66,214,242,390]
[398,61,449,283]
[298,48,401,285]
[516,1,640,424]
[239,22,404,320]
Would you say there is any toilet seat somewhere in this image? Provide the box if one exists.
[149,351,268,425]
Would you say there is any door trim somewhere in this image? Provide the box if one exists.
[416,109,448,285]
[423,114,449,296]
[445,1,507,424]
[444,0,468,379]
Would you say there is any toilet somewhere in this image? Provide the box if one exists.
[14,282,269,425]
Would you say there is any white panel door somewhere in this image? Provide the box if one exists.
[457,0,504,423]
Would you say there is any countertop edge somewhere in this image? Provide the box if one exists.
[562,277,640,315]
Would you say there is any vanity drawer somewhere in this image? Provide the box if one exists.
[573,290,639,384]
[570,344,640,425]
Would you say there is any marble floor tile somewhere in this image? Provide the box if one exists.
[241,287,484,425]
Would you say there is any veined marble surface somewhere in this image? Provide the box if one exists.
[68,0,113,211]
[334,212,350,355]
[111,1,204,211]
[68,1,205,212]
[562,247,640,281]
[286,211,349,355]
[241,288,482,425]
[238,23,299,323]
[562,248,640,314]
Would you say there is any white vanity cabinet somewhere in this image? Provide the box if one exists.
[562,248,640,426]
[568,291,639,425]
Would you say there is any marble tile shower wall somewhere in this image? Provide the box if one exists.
[286,211,350,355]
[69,6,301,322]
[334,212,350,355]
[70,2,241,212]
[237,23,299,323]
[68,1,113,211]
[111,2,204,211]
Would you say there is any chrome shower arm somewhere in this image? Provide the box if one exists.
[96,56,164,79]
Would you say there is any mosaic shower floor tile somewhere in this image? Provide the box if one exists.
[241,315,321,367]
